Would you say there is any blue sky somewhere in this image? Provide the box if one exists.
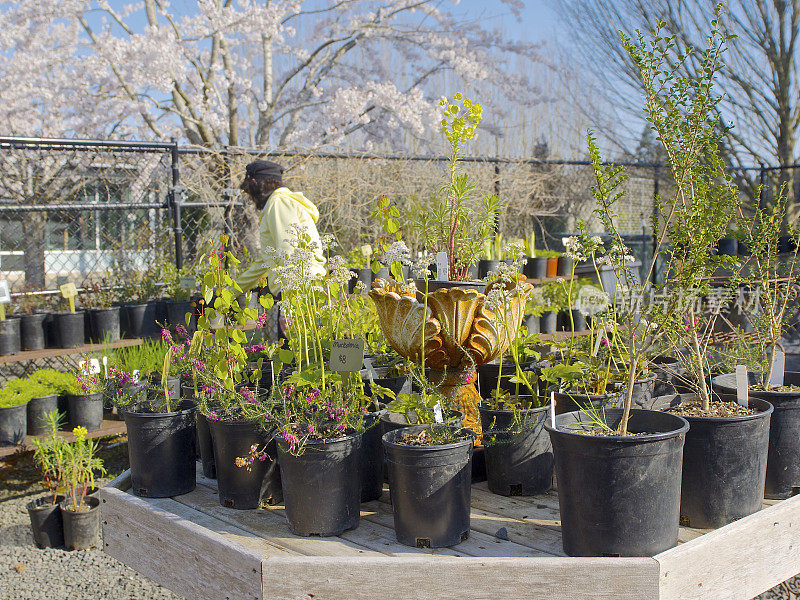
[455,0,560,42]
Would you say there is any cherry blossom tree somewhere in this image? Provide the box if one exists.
[1,0,544,151]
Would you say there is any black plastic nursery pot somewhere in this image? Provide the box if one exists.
[383,425,476,548]
[611,372,657,410]
[524,314,539,334]
[361,410,387,502]
[716,237,738,256]
[545,408,689,557]
[53,311,85,349]
[21,312,46,350]
[196,412,216,479]
[480,405,553,496]
[557,310,586,332]
[0,316,21,355]
[149,374,181,401]
[121,400,198,498]
[713,371,800,499]
[209,419,282,509]
[27,495,65,548]
[87,307,121,343]
[59,496,101,551]
[667,396,773,529]
[651,356,691,398]
[539,311,557,334]
[556,256,574,277]
[0,402,27,445]
[66,392,103,431]
[477,361,546,399]
[553,388,620,415]
[278,432,363,536]
[477,259,502,279]
[121,303,148,338]
[166,299,196,331]
[27,394,58,436]
[523,256,548,280]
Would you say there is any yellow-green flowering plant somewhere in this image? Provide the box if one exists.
[62,426,106,511]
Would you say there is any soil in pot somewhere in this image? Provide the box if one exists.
[53,311,85,349]
[545,408,689,557]
[27,394,58,436]
[663,395,772,528]
[121,400,198,498]
[278,432,362,536]
[21,312,46,351]
[87,307,121,343]
[0,402,28,445]
[27,495,64,548]
[383,424,476,548]
[59,496,101,550]
[209,419,281,509]
[66,392,103,431]
[713,371,800,499]
[0,316,21,355]
[480,404,553,496]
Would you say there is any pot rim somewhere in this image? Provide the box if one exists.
[544,407,689,442]
[27,494,65,511]
[382,423,476,450]
[119,399,198,418]
[713,372,800,397]
[659,394,774,423]
[59,495,101,513]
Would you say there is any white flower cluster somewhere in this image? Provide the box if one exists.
[382,240,411,267]
[412,253,434,279]
[326,254,354,288]
[320,233,338,251]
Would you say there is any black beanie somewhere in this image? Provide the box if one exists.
[245,160,283,181]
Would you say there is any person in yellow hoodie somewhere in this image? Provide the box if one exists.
[237,160,326,295]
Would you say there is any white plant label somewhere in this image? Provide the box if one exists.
[433,401,444,424]
[329,338,365,372]
[550,391,556,429]
[0,280,10,304]
[771,349,785,387]
[132,369,140,384]
[592,327,604,357]
[735,365,749,408]
[435,251,449,281]
[102,356,108,378]
[362,357,379,382]
[179,276,195,290]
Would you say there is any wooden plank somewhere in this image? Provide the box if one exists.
[0,418,127,459]
[172,484,383,557]
[144,497,298,557]
[97,485,263,600]
[260,556,660,600]
[363,498,554,557]
[0,337,143,364]
[656,494,800,600]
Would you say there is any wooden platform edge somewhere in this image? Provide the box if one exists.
[260,555,660,600]
[654,493,800,600]
[0,337,144,365]
[97,483,265,600]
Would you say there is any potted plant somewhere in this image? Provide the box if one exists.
[246,232,369,535]
[119,266,162,339]
[161,261,199,331]
[383,422,476,547]
[188,235,279,509]
[712,186,800,500]
[81,275,121,343]
[522,230,549,280]
[478,232,505,279]
[14,287,51,351]
[3,377,59,436]
[110,357,198,498]
[536,249,561,278]
[53,287,85,349]
[0,291,20,355]
[28,410,67,548]
[0,384,29,445]
[59,425,105,550]
[29,369,81,424]
[347,245,374,293]
[66,363,104,431]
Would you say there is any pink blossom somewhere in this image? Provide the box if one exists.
[161,329,173,343]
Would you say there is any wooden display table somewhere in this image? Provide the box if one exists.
[98,465,800,600]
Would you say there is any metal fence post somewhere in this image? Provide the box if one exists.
[170,137,184,270]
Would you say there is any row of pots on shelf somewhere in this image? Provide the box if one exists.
[347,254,573,294]
[0,299,195,355]
[0,391,104,445]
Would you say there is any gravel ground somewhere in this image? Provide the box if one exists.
[1,435,798,600]
[0,437,180,600]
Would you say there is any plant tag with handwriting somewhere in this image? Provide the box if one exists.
[435,252,449,281]
[433,402,444,423]
[60,282,78,313]
[330,338,365,372]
